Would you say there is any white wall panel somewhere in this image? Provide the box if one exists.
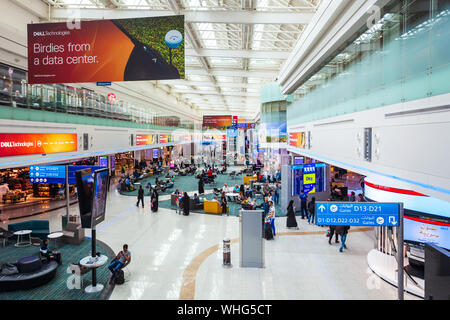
[288,93,450,202]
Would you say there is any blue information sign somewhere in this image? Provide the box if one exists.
[96,82,111,86]
[29,165,66,184]
[29,165,105,184]
[316,202,400,227]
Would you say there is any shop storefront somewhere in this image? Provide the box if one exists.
[0,156,104,221]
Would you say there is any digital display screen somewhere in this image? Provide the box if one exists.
[404,216,450,250]
[291,163,327,196]
[136,134,157,146]
[289,132,306,148]
[75,168,94,228]
[153,149,159,158]
[0,133,77,157]
[91,168,109,227]
[203,115,232,127]
[99,156,108,167]
[294,156,304,165]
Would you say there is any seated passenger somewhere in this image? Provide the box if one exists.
[193,193,200,204]
[222,184,229,193]
[212,196,220,204]
[40,238,61,264]
[109,244,131,284]
[233,184,240,193]
[173,189,180,195]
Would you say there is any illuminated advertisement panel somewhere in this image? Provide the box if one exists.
[289,132,306,148]
[404,216,450,250]
[202,115,232,127]
[27,16,184,84]
[159,134,171,143]
[136,134,157,146]
[0,133,77,157]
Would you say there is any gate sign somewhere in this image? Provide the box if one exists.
[29,165,105,184]
[316,202,400,227]
[29,165,66,184]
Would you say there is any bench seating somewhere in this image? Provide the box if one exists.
[8,220,50,240]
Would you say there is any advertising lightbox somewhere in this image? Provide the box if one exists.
[289,132,306,148]
[0,133,77,157]
[27,15,184,84]
[202,115,233,127]
[136,134,157,146]
[159,134,171,143]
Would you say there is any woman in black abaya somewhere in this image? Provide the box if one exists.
[151,189,159,212]
[286,200,298,229]
[198,178,204,195]
[182,192,190,216]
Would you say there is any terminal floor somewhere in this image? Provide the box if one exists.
[1,184,420,300]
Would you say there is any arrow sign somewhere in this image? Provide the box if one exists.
[316,202,400,226]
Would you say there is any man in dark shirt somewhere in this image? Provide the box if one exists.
[299,189,308,219]
[136,185,144,207]
[40,238,61,264]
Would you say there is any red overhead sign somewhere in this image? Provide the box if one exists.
[0,133,77,157]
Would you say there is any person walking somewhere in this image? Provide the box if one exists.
[136,185,144,208]
[273,182,280,205]
[328,225,340,245]
[349,191,356,202]
[268,200,276,236]
[198,178,205,195]
[299,189,308,219]
[286,200,298,229]
[151,189,159,212]
[182,192,190,216]
[335,225,350,252]
[308,197,316,224]
[220,191,228,214]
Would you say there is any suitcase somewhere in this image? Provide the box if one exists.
[114,269,125,285]
[264,222,273,240]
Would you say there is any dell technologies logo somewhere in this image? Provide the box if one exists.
[33,30,71,37]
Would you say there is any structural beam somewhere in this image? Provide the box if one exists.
[178,90,259,97]
[186,67,278,78]
[160,80,262,90]
[11,0,49,19]
[50,8,313,24]
[185,48,289,60]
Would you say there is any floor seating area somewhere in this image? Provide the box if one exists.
[0,238,114,299]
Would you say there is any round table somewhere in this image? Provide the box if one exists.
[13,230,32,247]
[80,254,108,293]
[47,232,64,249]
[225,193,240,201]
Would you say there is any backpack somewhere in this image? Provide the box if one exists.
[114,269,125,285]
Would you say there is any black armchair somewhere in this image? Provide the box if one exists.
[0,227,14,247]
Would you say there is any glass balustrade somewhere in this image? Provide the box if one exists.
[0,63,195,130]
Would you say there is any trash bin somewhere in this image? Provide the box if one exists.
[223,239,231,267]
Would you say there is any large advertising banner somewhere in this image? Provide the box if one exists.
[289,132,306,148]
[0,133,77,157]
[203,115,233,127]
[262,122,287,143]
[27,16,184,84]
[136,134,157,146]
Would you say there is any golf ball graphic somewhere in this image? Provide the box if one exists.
[165,30,183,49]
